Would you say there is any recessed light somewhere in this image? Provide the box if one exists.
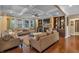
[69,5,72,7]
[56,12,59,15]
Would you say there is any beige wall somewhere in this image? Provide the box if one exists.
[35,17,39,31]
[65,16,79,38]
[69,17,79,35]
[50,16,54,29]
[0,18,2,31]
[0,16,11,32]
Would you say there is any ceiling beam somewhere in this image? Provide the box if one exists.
[54,5,66,16]
[19,5,36,16]
[19,8,28,16]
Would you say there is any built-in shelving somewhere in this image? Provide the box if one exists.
[54,16,65,37]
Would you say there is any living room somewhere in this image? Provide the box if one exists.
[1,1,79,59]
[2,5,79,53]
[0,5,66,53]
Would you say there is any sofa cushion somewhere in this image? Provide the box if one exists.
[2,35,14,41]
[30,32,47,41]
[17,31,29,36]
[30,35,39,41]
[37,32,47,37]
[46,29,54,35]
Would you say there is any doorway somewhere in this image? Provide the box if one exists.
[75,20,79,35]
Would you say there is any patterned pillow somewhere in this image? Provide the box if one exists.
[2,35,14,41]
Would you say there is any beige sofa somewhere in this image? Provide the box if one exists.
[0,32,21,52]
[30,31,59,52]
[0,38,21,52]
[15,29,35,36]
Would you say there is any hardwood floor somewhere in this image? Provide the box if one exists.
[4,47,23,53]
[22,36,65,53]
[4,35,79,53]
[22,35,79,53]
[64,36,79,53]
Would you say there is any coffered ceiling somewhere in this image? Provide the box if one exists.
[0,5,79,19]
[0,5,64,19]
[59,5,79,16]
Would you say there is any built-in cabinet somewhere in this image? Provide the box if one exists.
[37,19,43,32]
[54,16,65,30]
[30,16,65,36]
[53,16,65,36]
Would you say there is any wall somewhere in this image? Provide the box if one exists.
[0,16,11,32]
[0,16,2,31]
[50,16,54,29]
[65,15,79,38]
[66,16,79,37]
[69,19,75,35]
[0,16,3,37]
[69,18,79,35]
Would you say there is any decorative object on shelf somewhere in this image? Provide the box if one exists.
[54,16,65,30]
[54,16,65,37]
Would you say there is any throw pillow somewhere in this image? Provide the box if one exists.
[2,35,14,41]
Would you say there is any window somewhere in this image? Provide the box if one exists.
[18,20,22,28]
[24,20,29,28]
[30,20,34,28]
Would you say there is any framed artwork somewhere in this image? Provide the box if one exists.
[71,21,74,26]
